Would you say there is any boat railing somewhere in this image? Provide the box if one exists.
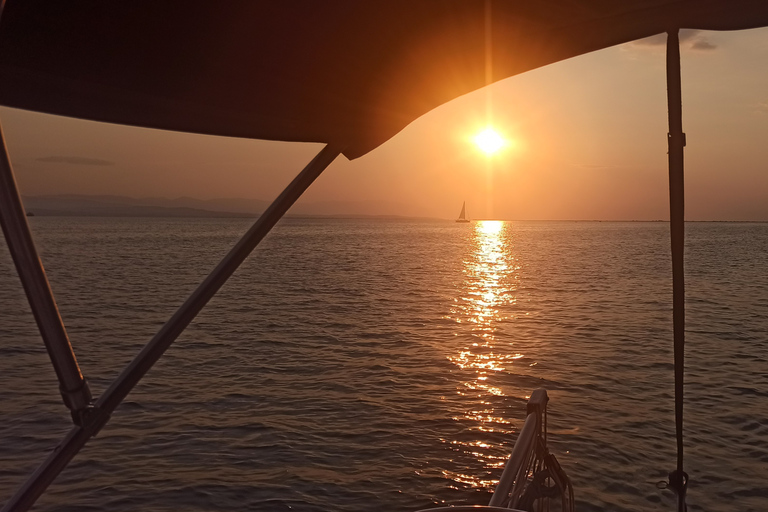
[488,389,547,509]
[418,388,573,512]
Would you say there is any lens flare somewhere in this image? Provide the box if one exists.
[474,128,505,155]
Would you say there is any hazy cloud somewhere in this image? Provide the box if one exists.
[574,163,641,170]
[37,156,115,166]
[632,29,718,51]
[677,29,704,44]
[691,40,717,51]
[755,101,768,115]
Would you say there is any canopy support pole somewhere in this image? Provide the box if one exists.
[2,143,342,512]
[0,123,94,425]
[666,29,688,512]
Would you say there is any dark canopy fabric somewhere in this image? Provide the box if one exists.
[0,1,766,159]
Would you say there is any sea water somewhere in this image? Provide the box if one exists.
[0,218,766,512]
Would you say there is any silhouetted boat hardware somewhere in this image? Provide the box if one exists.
[417,390,574,512]
[1,2,767,511]
[456,201,471,223]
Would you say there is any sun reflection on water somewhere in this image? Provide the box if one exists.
[444,220,525,490]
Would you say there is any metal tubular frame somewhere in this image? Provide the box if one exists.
[666,29,688,512]
[0,122,94,424]
[1,143,342,512]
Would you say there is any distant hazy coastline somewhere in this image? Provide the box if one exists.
[21,195,768,222]
[21,194,445,221]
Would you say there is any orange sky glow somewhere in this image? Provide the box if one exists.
[4,27,767,221]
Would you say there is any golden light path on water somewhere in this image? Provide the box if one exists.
[444,220,526,490]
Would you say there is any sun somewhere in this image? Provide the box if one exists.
[474,128,506,155]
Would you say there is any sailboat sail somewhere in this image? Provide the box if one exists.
[456,201,470,223]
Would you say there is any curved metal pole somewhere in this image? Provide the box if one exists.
[489,389,548,508]
[666,29,688,512]
[0,122,93,423]
[2,144,342,512]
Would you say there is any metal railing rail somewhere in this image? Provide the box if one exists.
[418,389,555,512]
[489,389,547,508]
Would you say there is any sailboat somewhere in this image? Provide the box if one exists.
[455,201,471,223]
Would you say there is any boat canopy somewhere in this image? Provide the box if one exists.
[0,0,766,159]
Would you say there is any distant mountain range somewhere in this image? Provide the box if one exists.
[21,194,439,219]
[22,195,264,217]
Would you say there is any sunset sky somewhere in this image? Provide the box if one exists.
[3,27,767,221]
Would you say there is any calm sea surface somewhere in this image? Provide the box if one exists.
[0,218,766,512]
